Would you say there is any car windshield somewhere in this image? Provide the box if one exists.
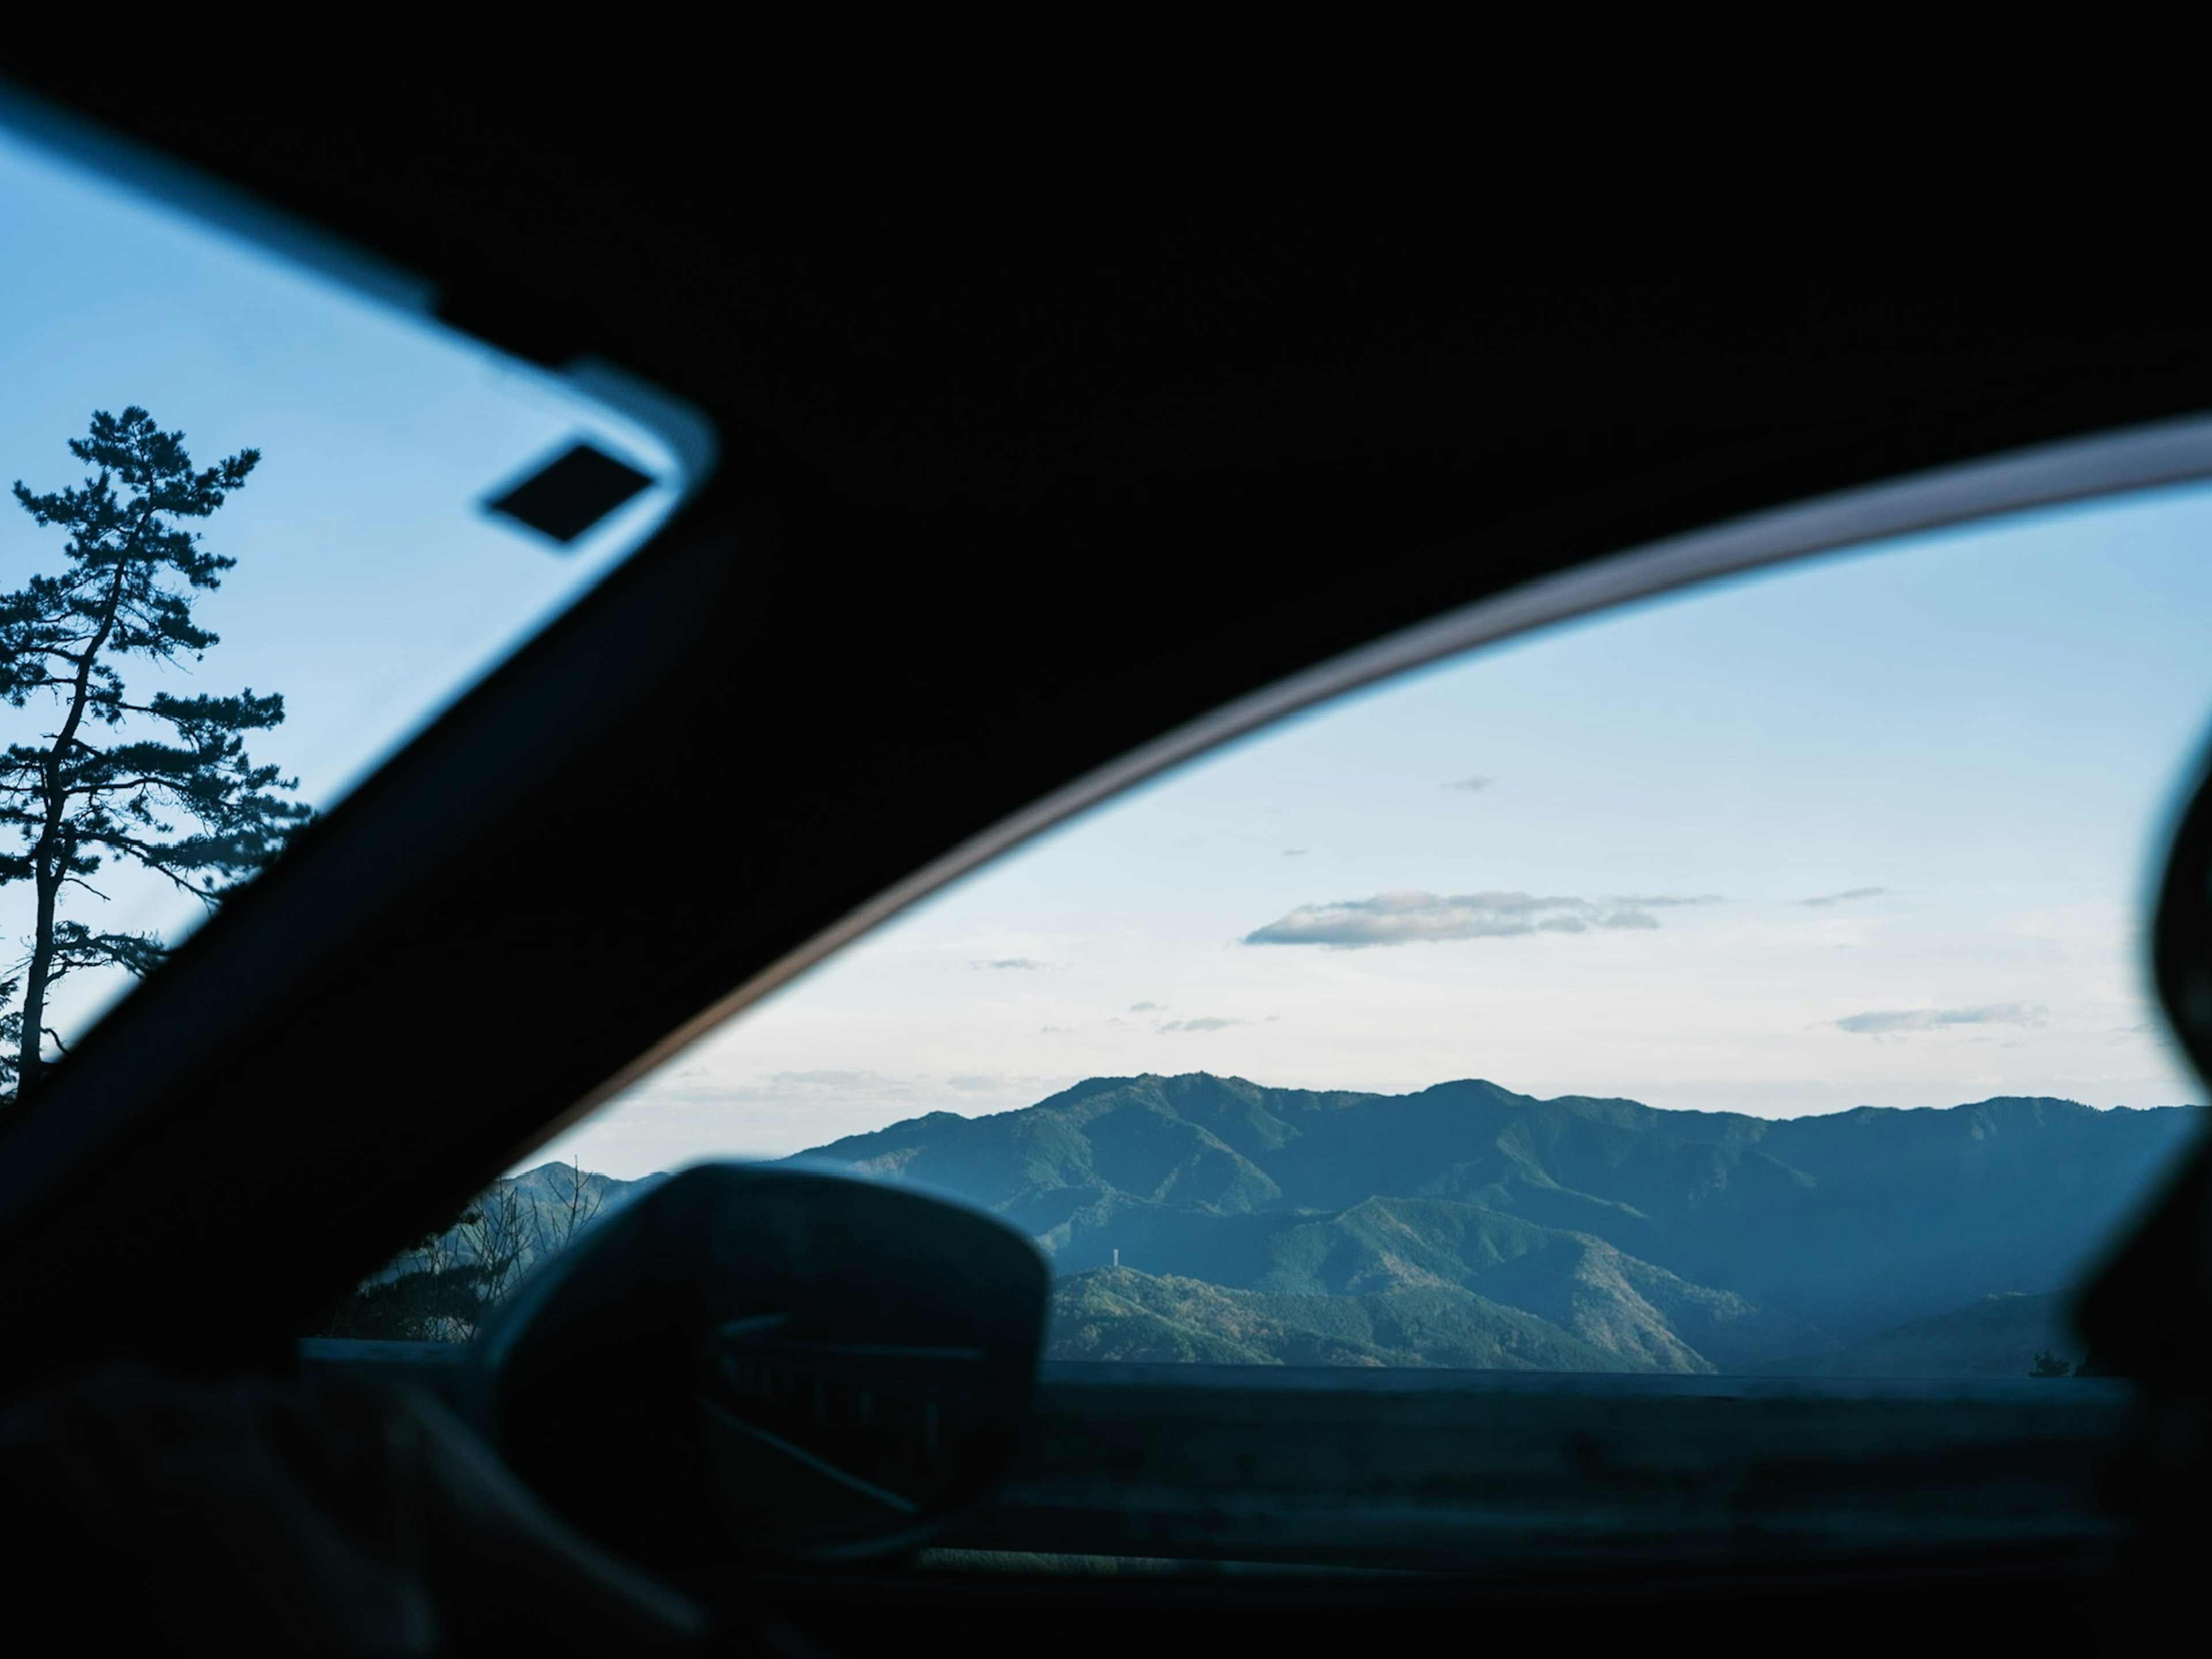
[453,478,2211,1382]
[0,105,703,1085]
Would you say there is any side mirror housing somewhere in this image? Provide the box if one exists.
[468,1164,1048,1580]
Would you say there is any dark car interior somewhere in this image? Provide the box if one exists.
[2,60,2211,1653]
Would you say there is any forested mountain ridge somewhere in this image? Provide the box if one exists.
[791,1072,2204,1372]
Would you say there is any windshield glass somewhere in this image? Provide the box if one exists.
[468,479,2212,1381]
[0,108,702,1088]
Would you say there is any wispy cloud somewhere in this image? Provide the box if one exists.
[1244,889,1720,948]
[616,1067,1084,1153]
[729,1069,891,1097]
[1158,1016,1244,1032]
[971,957,1063,970]
[1442,776,1493,792]
[1282,848,1308,857]
[1801,887,1888,908]
[684,1069,1068,1112]
[1128,1001,1161,1012]
[1835,1002,2048,1036]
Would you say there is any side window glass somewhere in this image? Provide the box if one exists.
[0,108,706,1104]
[354,484,2212,1378]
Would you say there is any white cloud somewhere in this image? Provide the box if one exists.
[1835,1003,2049,1036]
[1244,889,1719,948]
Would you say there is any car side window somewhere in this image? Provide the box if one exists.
[353,481,2212,1381]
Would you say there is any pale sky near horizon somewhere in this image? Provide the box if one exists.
[6,107,2212,1185]
[539,485,2212,1177]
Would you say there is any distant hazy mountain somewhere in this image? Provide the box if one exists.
[324,1162,666,1342]
[506,1160,661,1209]
[364,1163,662,1289]
[791,1072,2203,1373]
[1762,1291,2082,1379]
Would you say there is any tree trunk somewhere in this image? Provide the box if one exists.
[14,553,134,1099]
[15,856,59,1097]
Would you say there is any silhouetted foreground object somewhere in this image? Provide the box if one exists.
[485,442,653,544]
[472,1163,1049,1578]
[2077,745,2212,1634]
[0,409,308,1100]
[0,1367,704,1655]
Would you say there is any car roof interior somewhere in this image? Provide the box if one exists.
[2,60,2208,1645]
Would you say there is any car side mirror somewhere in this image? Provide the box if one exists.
[2073,749,2212,1624]
[466,1163,1048,1581]
[2076,750,2212,1386]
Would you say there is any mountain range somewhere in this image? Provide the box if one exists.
[789,1072,2205,1375]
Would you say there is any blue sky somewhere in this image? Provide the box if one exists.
[546,484,2212,1174]
[6,107,2212,1181]
[0,119,681,1039]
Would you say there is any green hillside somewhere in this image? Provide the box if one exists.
[796,1071,2204,1373]
[1047,1267,1635,1371]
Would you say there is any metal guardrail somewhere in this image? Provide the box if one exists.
[941,1362,2134,1573]
[298,1343,2133,1575]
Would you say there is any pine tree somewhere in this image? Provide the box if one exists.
[0,408,308,1101]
